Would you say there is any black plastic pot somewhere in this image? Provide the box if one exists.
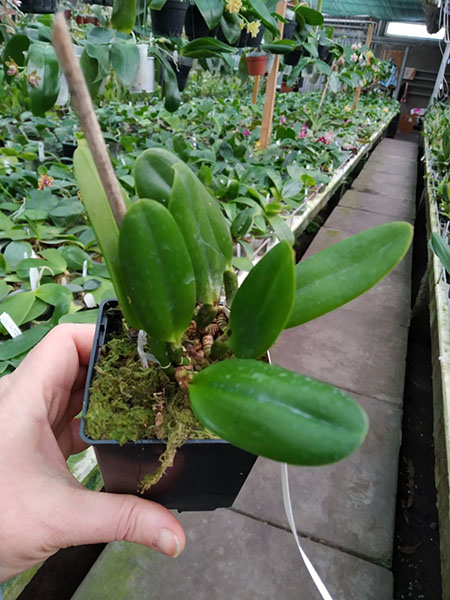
[318,44,332,65]
[62,140,77,159]
[284,47,304,67]
[282,19,297,40]
[386,112,400,139]
[151,0,188,37]
[20,0,55,13]
[237,26,265,48]
[80,299,257,511]
[185,4,217,40]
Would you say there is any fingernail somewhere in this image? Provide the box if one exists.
[153,528,181,558]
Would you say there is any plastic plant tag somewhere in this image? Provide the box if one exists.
[84,293,97,308]
[82,260,88,277]
[29,250,40,292]
[38,141,45,162]
[0,312,22,338]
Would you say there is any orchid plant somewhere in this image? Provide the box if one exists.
[74,141,413,468]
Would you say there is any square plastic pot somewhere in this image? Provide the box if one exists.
[80,300,258,512]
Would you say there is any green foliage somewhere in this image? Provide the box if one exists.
[227,241,295,358]
[430,232,450,273]
[119,199,196,344]
[287,222,414,328]
[189,359,368,465]
[111,0,137,33]
[26,41,60,116]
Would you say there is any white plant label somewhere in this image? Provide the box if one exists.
[38,141,45,162]
[83,293,97,308]
[82,260,88,277]
[0,312,22,338]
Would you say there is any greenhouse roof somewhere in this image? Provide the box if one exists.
[321,0,426,22]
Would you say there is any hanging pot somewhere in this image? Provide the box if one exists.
[284,47,304,67]
[246,53,267,76]
[318,44,332,66]
[171,57,193,91]
[19,0,56,13]
[80,300,258,512]
[238,25,265,48]
[185,4,218,40]
[283,19,297,40]
[131,45,155,93]
[151,0,188,37]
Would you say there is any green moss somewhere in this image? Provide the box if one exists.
[85,325,218,492]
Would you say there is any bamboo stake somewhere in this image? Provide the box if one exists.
[52,13,127,227]
[352,23,374,112]
[252,75,260,104]
[258,0,286,150]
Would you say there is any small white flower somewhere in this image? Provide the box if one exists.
[350,53,358,62]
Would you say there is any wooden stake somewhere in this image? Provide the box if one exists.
[52,13,126,227]
[352,23,375,112]
[258,1,286,150]
[252,75,260,104]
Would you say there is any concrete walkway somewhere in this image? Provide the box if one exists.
[71,138,418,600]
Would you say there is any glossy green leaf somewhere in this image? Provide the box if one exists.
[73,144,141,329]
[112,0,137,33]
[169,162,233,304]
[26,41,60,116]
[3,34,30,76]
[85,43,110,83]
[35,283,72,307]
[40,248,67,272]
[111,41,140,86]
[189,359,369,465]
[194,0,224,30]
[15,258,58,280]
[0,280,12,301]
[59,309,99,324]
[160,58,181,113]
[430,233,450,273]
[182,37,234,59]
[60,246,90,271]
[0,292,35,330]
[287,222,413,328]
[134,148,178,205]
[0,324,51,360]
[80,50,103,100]
[296,5,323,26]
[87,27,115,45]
[119,199,196,344]
[219,11,241,44]
[246,0,279,36]
[227,242,295,358]
[0,253,9,277]
[261,40,296,54]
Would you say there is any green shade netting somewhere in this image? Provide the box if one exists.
[321,0,426,22]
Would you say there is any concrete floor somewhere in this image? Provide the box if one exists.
[71,137,418,600]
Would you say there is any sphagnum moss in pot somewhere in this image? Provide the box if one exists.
[74,144,413,512]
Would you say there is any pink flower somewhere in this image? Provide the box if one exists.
[243,129,251,136]
[317,130,334,145]
[37,174,54,190]
[298,123,308,139]
[5,59,18,76]
[280,115,287,124]
[350,53,358,63]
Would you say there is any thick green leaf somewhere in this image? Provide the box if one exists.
[246,0,279,36]
[430,232,450,273]
[169,162,233,304]
[182,37,234,58]
[3,34,30,73]
[134,148,178,205]
[26,41,60,116]
[87,27,115,45]
[34,283,72,307]
[296,5,324,26]
[194,0,224,30]
[219,11,241,44]
[189,358,369,465]
[0,324,51,360]
[112,0,137,33]
[60,246,90,271]
[85,43,110,83]
[160,57,181,112]
[287,222,413,328]
[261,40,296,54]
[227,242,294,358]
[119,199,196,344]
[80,50,103,99]
[111,41,140,86]
[40,248,67,272]
[59,309,99,324]
[15,258,59,280]
[73,144,141,329]
[0,292,35,329]
[4,241,32,268]
[0,280,12,301]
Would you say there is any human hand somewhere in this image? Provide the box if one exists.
[0,324,185,583]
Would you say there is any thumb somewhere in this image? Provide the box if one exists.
[61,487,185,558]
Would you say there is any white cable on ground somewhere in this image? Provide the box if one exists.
[281,463,335,600]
